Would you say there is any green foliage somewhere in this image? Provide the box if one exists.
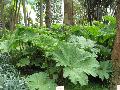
[0,54,28,90]
[65,83,108,90]
[17,58,30,67]
[51,24,62,30]
[25,72,56,90]
[0,16,115,89]
[70,16,116,49]
[96,61,112,80]
[52,36,100,85]
[2,75,27,90]
[32,34,58,52]
[0,26,58,68]
[68,35,98,52]
[103,16,116,25]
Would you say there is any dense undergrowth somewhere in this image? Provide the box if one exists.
[0,16,116,90]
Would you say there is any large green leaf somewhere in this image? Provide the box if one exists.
[25,72,56,90]
[68,35,96,49]
[17,58,30,67]
[96,61,112,80]
[52,41,99,85]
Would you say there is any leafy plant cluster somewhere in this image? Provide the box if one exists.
[0,53,28,90]
[0,16,115,90]
[51,16,116,61]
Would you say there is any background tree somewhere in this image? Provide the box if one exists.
[39,0,43,26]
[22,0,27,26]
[84,0,115,25]
[45,0,51,28]
[64,0,74,25]
[110,0,120,90]
[35,0,44,26]
[0,0,5,29]
[51,0,63,24]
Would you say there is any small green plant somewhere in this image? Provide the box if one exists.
[0,53,28,90]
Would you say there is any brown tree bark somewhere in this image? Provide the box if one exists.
[40,0,43,26]
[10,0,17,30]
[110,1,120,90]
[63,0,74,25]
[45,0,51,28]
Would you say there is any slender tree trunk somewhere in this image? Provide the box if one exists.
[0,0,5,29]
[14,0,18,24]
[86,0,93,26]
[64,0,74,25]
[0,0,2,29]
[2,4,5,29]
[45,0,51,28]
[16,0,21,24]
[40,0,43,26]
[22,0,27,26]
[0,1,2,29]
[10,13,15,30]
[96,5,102,21]
[110,1,120,90]
[10,0,17,30]
[18,0,21,24]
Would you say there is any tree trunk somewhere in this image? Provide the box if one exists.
[64,0,74,25]
[86,0,93,26]
[0,0,2,30]
[10,0,17,30]
[10,12,15,30]
[40,0,43,26]
[45,0,51,28]
[0,0,5,29]
[18,0,21,24]
[110,1,120,90]
[1,0,4,29]
[16,0,21,24]
[22,0,27,26]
